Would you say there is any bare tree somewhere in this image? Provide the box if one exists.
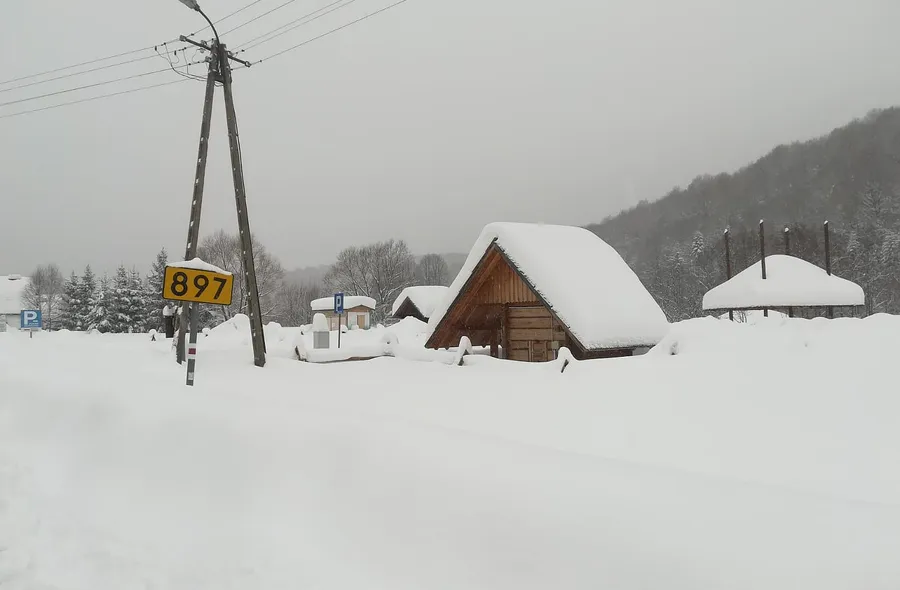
[416,253,449,285]
[326,239,416,321]
[197,230,284,323]
[22,264,64,330]
[274,281,326,326]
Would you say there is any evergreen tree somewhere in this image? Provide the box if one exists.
[146,248,169,331]
[109,266,132,333]
[87,274,112,333]
[58,272,81,330]
[75,265,97,330]
[129,269,149,333]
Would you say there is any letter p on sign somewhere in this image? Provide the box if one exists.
[20,309,42,330]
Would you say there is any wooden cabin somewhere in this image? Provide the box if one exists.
[426,223,669,361]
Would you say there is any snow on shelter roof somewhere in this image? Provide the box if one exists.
[702,255,865,310]
[391,286,449,317]
[311,296,376,311]
[0,275,29,315]
[427,223,670,350]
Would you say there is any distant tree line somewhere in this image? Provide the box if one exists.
[323,239,451,323]
[588,107,900,320]
[25,232,456,333]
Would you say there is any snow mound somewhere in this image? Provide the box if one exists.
[312,313,328,332]
[651,314,900,357]
[211,314,250,332]
[703,255,864,310]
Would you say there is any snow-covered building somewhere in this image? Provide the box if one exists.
[426,223,669,361]
[0,274,29,332]
[311,296,376,331]
[702,255,865,315]
[391,286,449,323]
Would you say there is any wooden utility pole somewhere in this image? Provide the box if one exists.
[177,49,218,364]
[724,228,733,321]
[218,42,267,366]
[759,220,767,318]
[824,221,833,319]
[174,35,266,367]
[784,227,793,317]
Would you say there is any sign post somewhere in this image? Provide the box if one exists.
[20,309,42,338]
[334,292,344,349]
[162,262,234,386]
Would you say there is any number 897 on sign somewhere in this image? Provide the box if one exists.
[162,266,234,306]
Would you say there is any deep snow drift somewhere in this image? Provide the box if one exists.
[1,316,899,589]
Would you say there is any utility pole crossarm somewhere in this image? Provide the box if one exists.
[178,35,253,68]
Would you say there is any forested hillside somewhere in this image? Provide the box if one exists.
[587,107,900,320]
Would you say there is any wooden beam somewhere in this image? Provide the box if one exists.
[507,306,551,318]
[501,304,509,359]
[509,328,554,341]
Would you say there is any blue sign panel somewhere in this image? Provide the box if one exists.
[333,292,344,314]
[20,309,42,330]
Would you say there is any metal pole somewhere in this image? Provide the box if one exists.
[724,228,733,321]
[337,312,341,348]
[218,42,267,367]
[784,227,793,317]
[759,220,767,317]
[186,303,199,386]
[825,221,833,319]
[177,52,218,364]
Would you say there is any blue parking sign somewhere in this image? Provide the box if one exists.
[333,293,344,314]
[20,309,42,330]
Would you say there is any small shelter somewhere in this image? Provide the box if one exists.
[702,255,864,316]
[391,286,449,322]
[0,275,29,332]
[310,295,376,330]
[426,223,669,361]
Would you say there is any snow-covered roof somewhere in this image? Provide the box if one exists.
[391,286,449,318]
[311,295,376,311]
[0,275,29,315]
[168,258,231,275]
[428,222,670,350]
[702,255,865,310]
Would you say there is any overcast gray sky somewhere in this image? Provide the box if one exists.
[2,0,899,275]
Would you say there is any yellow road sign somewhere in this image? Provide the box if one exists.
[162,265,234,306]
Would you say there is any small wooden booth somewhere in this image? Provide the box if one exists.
[426,223,669,361]
[311,296,376,330]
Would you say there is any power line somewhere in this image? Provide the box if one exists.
[155,43,209,83]
[252,0,410,64]
[0,65,204,108]
[0,42,177,87]
[0,78,191,120]
[220,0,304,37]
[188,0,268,36]
[0,50,187,95]
[235,0,360,52]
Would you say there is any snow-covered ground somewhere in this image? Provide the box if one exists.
[2,316,900,589]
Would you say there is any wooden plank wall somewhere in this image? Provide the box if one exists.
[506,306,567,362]
[474,255,539,305]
